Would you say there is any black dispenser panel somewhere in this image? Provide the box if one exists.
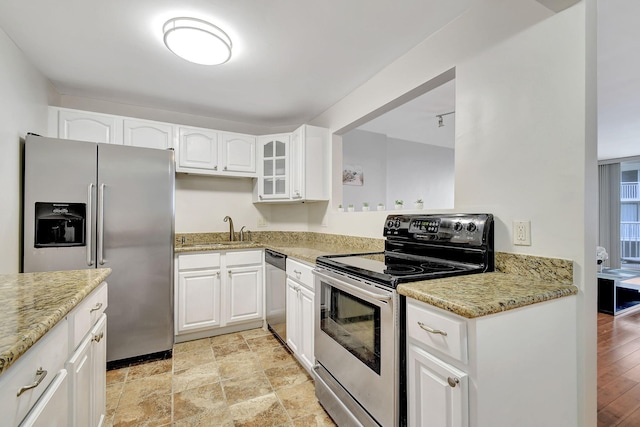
[34,202,86,247]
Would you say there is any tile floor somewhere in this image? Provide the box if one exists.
[105,328,336,426]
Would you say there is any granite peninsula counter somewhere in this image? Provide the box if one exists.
[0,268,111,376]
[398,271,578,319]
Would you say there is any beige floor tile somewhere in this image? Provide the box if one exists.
[173,346,215,371]
[127,358,172,381]
[106,367,128,385]
[212,339,252,357]
[112,394,172,427]
[277,381,324,420]
[173,361,220,393]
[229,392,290,427]
[265,362,310,390]
[119,372,172,406]
[217,350,262,379]
[222,372,273,405]
[173,337,212,354]
[292,410,337,427]
[173,382,225,421]
[246,334,282,352]
[173,407,235,427]
[255,346,297,369]
[240,327,272,339]
[106,382,124,412]
[210,332,245,346]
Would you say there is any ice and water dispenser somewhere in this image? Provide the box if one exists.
[34,202,86,247]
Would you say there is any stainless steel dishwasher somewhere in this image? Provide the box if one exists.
[265,249,287,344]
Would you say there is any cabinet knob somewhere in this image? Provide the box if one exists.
[216,271,221,277]
[223,166,228,171]
[213,166,218,171]
[447,377,460,388]
[92,332,104,343]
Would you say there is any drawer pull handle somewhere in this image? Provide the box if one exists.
[17,368,47,397]
[93,332,104,343]
[89,302,103,313]
[417,322,448,336]
[447,377,460,388]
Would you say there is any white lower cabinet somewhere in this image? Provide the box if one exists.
[176,250,264,340]
[285,258,315,373]
[408,343,468,427]
[406,295,578,427]
[0,282,108,427]
[67,313,107,427]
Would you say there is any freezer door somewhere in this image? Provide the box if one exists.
[97,144,175,362]
[23,136,97,273]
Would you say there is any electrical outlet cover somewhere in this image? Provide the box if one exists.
[513,220,531,246]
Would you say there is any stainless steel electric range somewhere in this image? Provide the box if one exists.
[313,213,494,427]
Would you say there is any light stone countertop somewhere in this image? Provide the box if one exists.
[0,268,111,376]
[397,272,578,318]
[175,232,577,320]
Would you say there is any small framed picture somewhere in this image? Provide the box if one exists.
[343,164,364,186]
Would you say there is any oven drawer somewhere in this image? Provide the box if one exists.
[407,299,468,363]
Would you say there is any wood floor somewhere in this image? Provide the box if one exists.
[598,309,640,426]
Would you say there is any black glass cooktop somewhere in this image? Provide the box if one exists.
[315,251,482,289]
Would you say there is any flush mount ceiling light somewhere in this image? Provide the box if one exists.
[163,17,232,65]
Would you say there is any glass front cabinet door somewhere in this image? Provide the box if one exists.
[257,134,290,200]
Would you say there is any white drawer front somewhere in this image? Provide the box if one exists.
[179,253,221,270]
[286,258,314,290]
[70,282,108,349]
[407,300,468,363]
[0,320,69,427]
[225,250,263,267]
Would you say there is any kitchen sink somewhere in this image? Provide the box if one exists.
[181,241,259,248]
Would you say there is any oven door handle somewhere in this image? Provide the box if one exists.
[314,268,392,304]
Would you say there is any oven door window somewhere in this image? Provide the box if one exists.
[320,281,381,374]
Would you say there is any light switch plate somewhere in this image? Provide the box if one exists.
[257,216,268,227]
[513,220,531,246]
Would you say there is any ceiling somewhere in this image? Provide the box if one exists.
[0,0,473,128]
[0,1,635,160]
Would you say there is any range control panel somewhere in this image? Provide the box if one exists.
[383,214,493,246]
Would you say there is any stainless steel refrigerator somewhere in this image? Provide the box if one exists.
[23,134,175,366]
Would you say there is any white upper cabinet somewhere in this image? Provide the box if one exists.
[255,125,328,203]
[255,134,290,201]
[177,126,219,172]
[123,119,174,150]
[176,127,257,177]
[53,108,122,144]
[221,132,256,174]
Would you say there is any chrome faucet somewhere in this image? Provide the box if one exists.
[223,216,235,241]
[240,226,246,242]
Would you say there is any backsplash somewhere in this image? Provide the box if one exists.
[495,252,573,285]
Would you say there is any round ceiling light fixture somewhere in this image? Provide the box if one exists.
[163,17,232,65]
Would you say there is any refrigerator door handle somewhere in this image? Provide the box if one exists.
[98,183,106,265]
[86,183,95,266]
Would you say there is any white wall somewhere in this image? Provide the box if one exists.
[342,129,387,209]
[0,27,57,274]
[386,137,454,209]
[308,0,596,425]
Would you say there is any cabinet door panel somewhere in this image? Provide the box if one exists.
[123,119,173,150]
[20,369,69,427]
[58,110,120,144]
[299,285,315,371]
[178,270,221,332]
[178,128,219,171]
[408,344,468,427]
[286,278,300,354]
[222,133,256,173]
[67,337,92,427]
[91,315,107,427]
[226,266,263,324]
